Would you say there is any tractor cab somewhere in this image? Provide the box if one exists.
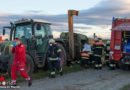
[13,19,53,53]
[0,19,67,74]
[0,19,55,73]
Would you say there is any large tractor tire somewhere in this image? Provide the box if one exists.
[8,56,14,76]
[25,54,34,74]
[57,43,67,67]
[8,54,34,76]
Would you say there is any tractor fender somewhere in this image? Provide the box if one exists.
[54,38,67,51]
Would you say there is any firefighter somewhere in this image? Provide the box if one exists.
[109,60,116,70]
[92,38,104,69]
[109,52,116,70]
[80,42,91,68]
[105,41,110,66]
[48,39,63,78]
[11,37,32,86]
[80,50,90,68]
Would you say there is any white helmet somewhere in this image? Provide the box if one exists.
[106,41,110,44]
[49,39,55,43]
[94,38,99,42]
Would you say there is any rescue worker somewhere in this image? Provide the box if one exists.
[0,59,8,86]
[109,60,116,70]
[92,38,104,69]
[105,41,110,66]
[109,52,116,70]
[11,37,32,86]
[83,42,91,52]
[48,39,63,78]
[80,51,90,68]
[0,75,6,86]
[80,42,91,68]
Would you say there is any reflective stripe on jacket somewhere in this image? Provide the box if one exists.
[48,44,61,61]
[81,52,90,59]
[92,42,104,56]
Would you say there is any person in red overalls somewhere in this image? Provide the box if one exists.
[11,37,32,86]
[0,75,6,86]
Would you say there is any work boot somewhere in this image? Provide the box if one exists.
[84,64,88,68]
[94,66,98,70]
[98,66,102,70]
[109,67,115,70]
[94,64,99,70]
[50,74,56,78]
[60,72,63,76]
[11,82,17,86]
[28,78,32,87]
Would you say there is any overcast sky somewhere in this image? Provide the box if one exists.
[0,0,130,39]
[0,0,102,14]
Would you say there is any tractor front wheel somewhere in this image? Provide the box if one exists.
[8,54,34,76]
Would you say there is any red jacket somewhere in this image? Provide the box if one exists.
[0,76,5,82]
[12,43,26,64]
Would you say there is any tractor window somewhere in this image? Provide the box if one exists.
[15,24,32,39]
[35,24,46,38]
[44,24,52,36]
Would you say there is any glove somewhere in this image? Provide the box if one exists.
[47,57,50,61]
[13,42,18,47]
[58,58,61,61]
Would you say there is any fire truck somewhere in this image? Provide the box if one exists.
[110,17,130,69]
[0,36,2,43]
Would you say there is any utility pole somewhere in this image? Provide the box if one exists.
[68,10,79,59]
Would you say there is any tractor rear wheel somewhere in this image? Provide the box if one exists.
[25,54,34,74]
[8,56,14,76]
[57,43,67,67]
[44,43,67,70]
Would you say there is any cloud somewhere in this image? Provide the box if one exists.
[24,10,44,14]
[77,0,130,25]
[0,0,130,39]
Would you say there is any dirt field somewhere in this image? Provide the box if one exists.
[7,67,130,90]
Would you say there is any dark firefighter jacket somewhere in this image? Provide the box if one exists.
[48,44,61,61]
[105,44,110,56]
[92,42,104,57]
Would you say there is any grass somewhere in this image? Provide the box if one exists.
[4,64,84,83]
[120,84,130,90]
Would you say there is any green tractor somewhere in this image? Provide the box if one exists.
[0,19,67,74]
[0,19,88,74]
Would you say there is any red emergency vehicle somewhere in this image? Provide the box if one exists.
[110,17,130,67]
[0,36,2,43]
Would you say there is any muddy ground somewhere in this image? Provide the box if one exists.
[7,67,130,90]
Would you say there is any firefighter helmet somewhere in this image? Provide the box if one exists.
[49,39,55,43]
[106,41,110,44]
[94,38,99,42]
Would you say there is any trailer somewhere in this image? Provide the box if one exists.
[110,17,130,69]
